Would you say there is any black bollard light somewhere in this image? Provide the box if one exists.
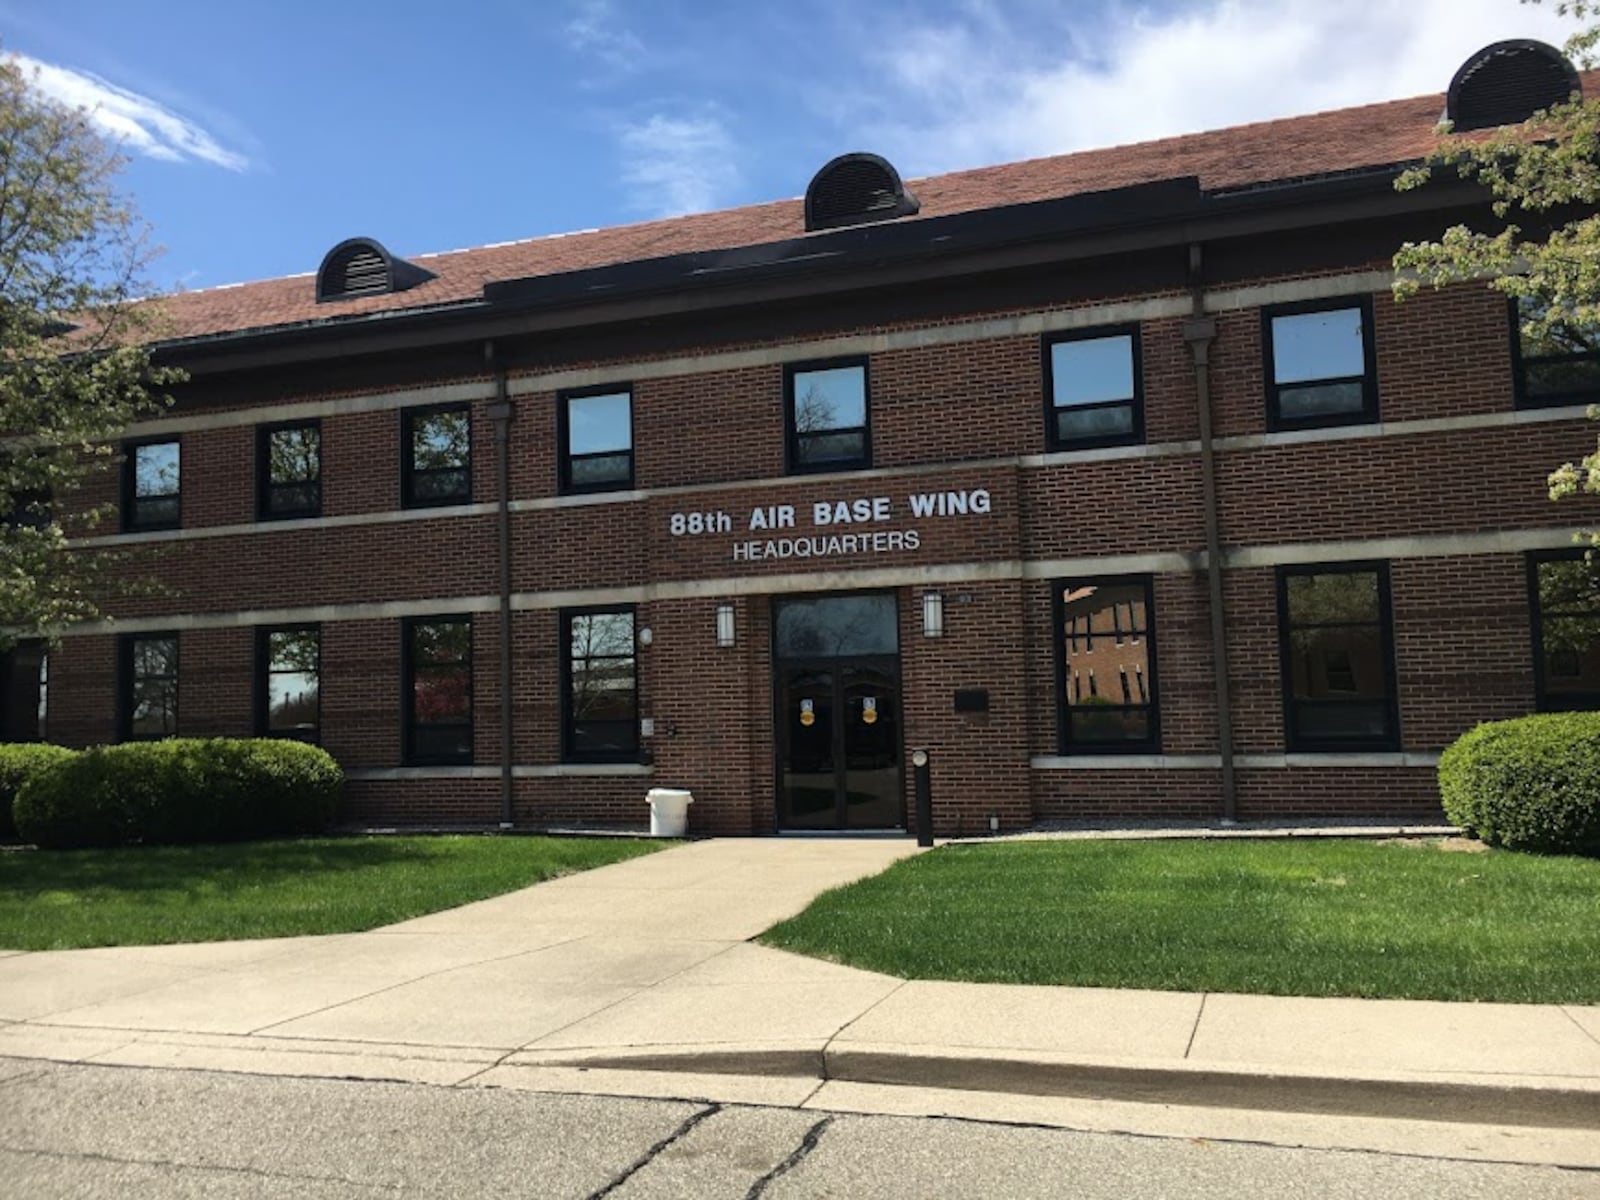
[912,748,933,847]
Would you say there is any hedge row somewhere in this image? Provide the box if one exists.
[0,744,79,841]
[1439,712,1600,856]
[9,739,343,850]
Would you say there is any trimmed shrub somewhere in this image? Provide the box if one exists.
[13,738,343,850]
[1438,713,1600,856]
[0,744,78,840]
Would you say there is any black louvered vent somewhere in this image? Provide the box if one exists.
[1447,40,1580,131]
[336,246,387,295]
[805,153,920,232]
[315,237,437,303]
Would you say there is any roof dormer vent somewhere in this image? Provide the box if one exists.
[804,152,920,232]
[316,237,437,303]
[1446,39,1580,131]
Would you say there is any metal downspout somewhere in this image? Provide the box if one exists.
[1182,244,1237,822]
[485,341,515,830]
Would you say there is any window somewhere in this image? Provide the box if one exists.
[120,633,178,740]
[257,626,320,740]
[402,404,470,507]
[1528,550,1600,710]
[0,641,46,742]
[122,439,180,531]
[1511,296,1600,409]
[403,617,473,764]
[785,358,869,472]
[257,422,321,520]
[1262,298,1377,430]
[560,387,633,493]
[1054,578,1159,752]
[1277,564,1399,751]
[1044,327,1143,449]
[562,607,639,762]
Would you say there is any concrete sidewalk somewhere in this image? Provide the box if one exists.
[2,837,1598,1149]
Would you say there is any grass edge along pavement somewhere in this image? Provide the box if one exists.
[0,834,663,951]
[758,838,1600,1005]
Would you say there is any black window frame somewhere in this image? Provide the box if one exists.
[1275,561,1400,752]
[1041,324,1145,451]
[1509,296,1600,410]
[401,615,474,766]
[784,356,871,474]
[1527,548,1600,711]
[1052,575,1161,754]
[255,624,322,742]
[0,639,47,742]
[1262,296,1379,432]
[401,402,472,509]
[121,436,182,533]
[561,605,640,764]
[559,383,635,495]
[256,419,323,521]
[118,631,178,742]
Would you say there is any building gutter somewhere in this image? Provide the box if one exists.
[485,341,515,830]
[1182,244,1236,822]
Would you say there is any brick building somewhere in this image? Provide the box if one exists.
[5,39,1599,835]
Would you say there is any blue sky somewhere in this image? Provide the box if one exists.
[1,0,1581,293]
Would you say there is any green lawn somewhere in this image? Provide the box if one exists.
[0,835,662,950]
[759,839,1600,1003]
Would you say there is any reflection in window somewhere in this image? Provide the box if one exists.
[1513,296,1600,408]
[122,633,177,740]
[564,609,638,762]
[787,360,869,471]
[562,389,633,492]
[1046,329,1142,448]
[1058,579,1157,751]
[405,617,472,764]
[1264,301,1375,429]
[125,440,180,530]
[1530,552,1600,709]
[403,405,470,506]
[258,626,320,740]
[259,424,321,519]
[1278,565,1397,750]
[774,594,899,659]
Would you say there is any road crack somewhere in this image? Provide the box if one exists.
[744,1115,834,1198]
[585,1102,721,1199]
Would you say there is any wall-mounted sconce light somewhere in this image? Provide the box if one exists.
[638,627,653,647]
[715,602,736,648]
[922,591,944,638]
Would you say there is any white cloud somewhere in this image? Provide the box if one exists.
[565,0,647,74]
[8,53,248,172]
[620,112,739,217]
[848,0,1585,176]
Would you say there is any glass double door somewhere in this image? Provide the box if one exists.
[777,660,902,830]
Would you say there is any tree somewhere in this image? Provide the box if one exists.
[0,52,177,649]
[1393,3,1600,528]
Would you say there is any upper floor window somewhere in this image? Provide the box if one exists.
[560,387,633,493]
[120,632,177,740]
[1262,298,1377,431]
[563,607,639,762]
[1512,296,1600,409]
[1044,327,1143,449]
[257,625,320,741]
[1276,563,1398,751]
[785,358,870,472]
[123,439,180,532]
[1528,550,1600,711]
[258,422,321,520]
[403,616,473,764]
[1054,577,1159,752]
[402,404,470,508]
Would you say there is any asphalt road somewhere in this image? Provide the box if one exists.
[0,1058,1594,1199]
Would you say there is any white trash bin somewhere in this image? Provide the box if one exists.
[646,787,694,838]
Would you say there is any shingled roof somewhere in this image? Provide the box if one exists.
[147,81,1568,345]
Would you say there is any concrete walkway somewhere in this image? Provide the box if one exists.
[2,838,1598,1152]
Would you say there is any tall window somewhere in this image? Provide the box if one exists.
[1055,578,1159,752]
[258,422,321,520]
[563,608,639,762]
[1528,551,1600,710]
[122,439,181,531]
[1044,327,1143,449]
[1277,564,1398,751]
[120,633,178,740]
[560,387,633,493]
[1512,296,1600,409]
[402,404,471,507]
[785,358,870,472]
[0,641,46,742]
[403,617,473,764]
[1262,298,1377,430]
[257,626,320,740]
